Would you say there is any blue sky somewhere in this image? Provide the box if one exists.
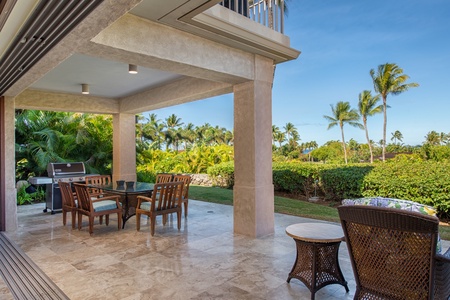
[149,0,450,147]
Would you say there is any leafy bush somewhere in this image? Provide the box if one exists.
[273,162,327,198]
[207,161,234,188]
[320,165,373,200]
[17,184,45,205]
[361,160,450,218]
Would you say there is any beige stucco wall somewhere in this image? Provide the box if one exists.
[233,55,274,237]
[4,97,17,231]
[112,113,137,182]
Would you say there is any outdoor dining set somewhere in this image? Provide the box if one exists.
[58,173,191,236]
[58,172,450,299]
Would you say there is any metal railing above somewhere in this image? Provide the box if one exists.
[219,0,284,34]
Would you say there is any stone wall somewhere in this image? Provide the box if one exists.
[190,174,213,186]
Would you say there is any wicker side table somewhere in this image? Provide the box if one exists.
[286,223,349,300]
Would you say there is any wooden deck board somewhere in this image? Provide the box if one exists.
[0,233,69,300]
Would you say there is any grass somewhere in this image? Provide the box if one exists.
[189,185,450,240]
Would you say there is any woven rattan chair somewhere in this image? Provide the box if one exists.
[338,205,450,300]
[173,174,191,218]
[136,181,184,236]
[73,183,122,235]
[58,182,78,229]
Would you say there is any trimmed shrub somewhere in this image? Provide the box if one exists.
[320,165,373,200]
[207,161,234,188]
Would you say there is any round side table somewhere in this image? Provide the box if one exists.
[286,222,349,299]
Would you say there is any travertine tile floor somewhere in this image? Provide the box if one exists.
[5,200,446,300]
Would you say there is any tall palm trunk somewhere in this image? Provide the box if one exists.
[363,117,374,163]
[382,96,387,162]
[340,124,348,164]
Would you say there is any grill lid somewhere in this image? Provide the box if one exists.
[47,162,86,177]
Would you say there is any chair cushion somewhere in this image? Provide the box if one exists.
[342,197,442,253]
[93,200,118,212]
[139,201,151,211]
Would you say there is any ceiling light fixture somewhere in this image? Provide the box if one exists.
[81,83,89,94]
[128,64,138,74]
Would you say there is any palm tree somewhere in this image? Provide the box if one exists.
[424,131,440,145]
[164,114,184,150]
[272,125,281,146]
[324,101,362,164]
[370,63,419,161]
[283,122,298,141]
[357,90,382,163]
[391,130,403,144]
[274,131,286,148]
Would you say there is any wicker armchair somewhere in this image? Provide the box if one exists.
[136,181,184,236]
[173,174,191,218]
[338,205,450,300]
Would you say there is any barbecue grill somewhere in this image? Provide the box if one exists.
[29,162,88,214]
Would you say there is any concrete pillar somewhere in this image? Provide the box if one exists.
[1,97,18,231]
[233,55,274,237]
[112,113,137,182]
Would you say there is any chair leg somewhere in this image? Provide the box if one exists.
[136,213,141,231]
[150,215,156,236]
[105,214,109,226]
[162,215,167,225]
[71,211,76,229]
[78,213,82,230]
[62,210,67,225]
[117,212,121,230]
[184,201,188,218]
[177,211,181,230]
[89,216,94,235]
[99,216,103,225]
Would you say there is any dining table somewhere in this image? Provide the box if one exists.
[87,181,154,228]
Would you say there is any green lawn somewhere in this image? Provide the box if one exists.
[189,185,450,240]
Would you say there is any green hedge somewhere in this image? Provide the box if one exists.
[206,160,450,217]
[361,161,450,217]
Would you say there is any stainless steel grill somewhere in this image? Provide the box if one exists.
[29,162,88,214]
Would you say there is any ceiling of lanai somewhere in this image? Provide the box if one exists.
[0,0,299,113]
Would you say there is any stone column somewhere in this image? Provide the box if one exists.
[233,55,274,237]
[112,113,137,182]
[1,97,18,231]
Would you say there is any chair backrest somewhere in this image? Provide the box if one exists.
[155,173,173,184]
[151,181,184,212]
[59,181,76,208]
[173,174,191,199]
[338,205,439,299]
[73,183,92,212]
[86,175,111,186]
[86,175,111,195]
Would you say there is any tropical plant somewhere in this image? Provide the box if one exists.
[323,101,363,164]
[370,63,419,161]
[357,90,382,163]
[391,130,403,144]
[424,131,442,146]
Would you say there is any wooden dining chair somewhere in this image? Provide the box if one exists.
[136,181,184,236]
[85,175,112,198]
[73,183,122,235]
[58,181,78,229]
[155,173,173,183]
[173,174,191,218]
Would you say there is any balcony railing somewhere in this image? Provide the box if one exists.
[219,0,284,34]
